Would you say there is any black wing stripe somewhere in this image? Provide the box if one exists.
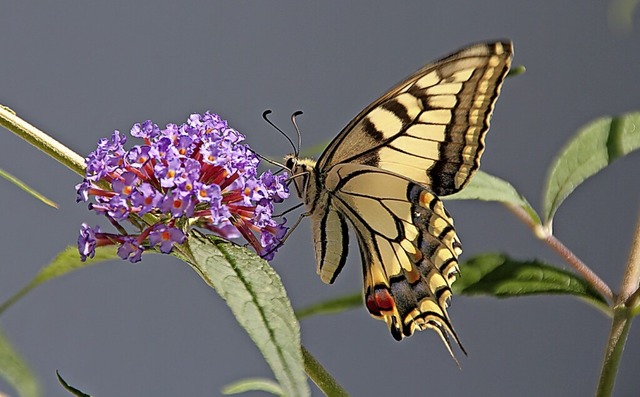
[381,99,412,125]
[314,199,350,284]
[362,118,384,142]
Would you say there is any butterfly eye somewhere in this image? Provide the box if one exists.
[285,156,296,170]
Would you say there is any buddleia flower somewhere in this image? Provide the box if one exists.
[76,112,289,263]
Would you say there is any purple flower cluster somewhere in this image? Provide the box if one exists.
[77,112,289,263]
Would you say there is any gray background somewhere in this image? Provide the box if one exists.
[1,1,639,396]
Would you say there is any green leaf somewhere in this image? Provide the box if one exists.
[56,371,92,396]
[296,293,361,319]
[222,377,284,396]
[543,111,640,224]
[0,327,41,397]
[453,253,608,307]
[0,246,120,316]
[445,170,540,224]
[179,231,309,397]
[1,168,58,208]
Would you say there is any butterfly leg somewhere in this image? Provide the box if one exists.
[260,210,310,259]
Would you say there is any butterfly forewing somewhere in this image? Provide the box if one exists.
[286,41,513,356]
[317,41,513,196]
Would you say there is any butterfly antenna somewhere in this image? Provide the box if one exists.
[290,110,304,156]
[262,110,297,155]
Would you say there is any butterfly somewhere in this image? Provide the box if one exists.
[284,41,513,356]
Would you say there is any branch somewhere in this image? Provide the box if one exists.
[302,344,349,397]
[620,209,640,304]
[506,203,614,303]
[0,105,85,177]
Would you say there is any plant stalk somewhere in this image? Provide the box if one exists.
[0,105,85,177]
[620,210,640,303]
[596,307,633,397]
[597,209,640,396]
[302,344,349,397]
[507,203,614,302]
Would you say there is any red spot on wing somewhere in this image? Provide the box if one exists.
[365,286,395,316]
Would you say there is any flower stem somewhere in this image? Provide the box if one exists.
[507,203,614,303]
[302,344,349,397]
[0,105,85,177]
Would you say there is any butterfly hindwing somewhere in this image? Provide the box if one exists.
[322,164,462,348]
[317,41,513,196]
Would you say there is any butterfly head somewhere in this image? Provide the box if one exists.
[283,154,318,204]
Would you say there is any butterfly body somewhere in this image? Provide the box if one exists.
[285,41,513,354]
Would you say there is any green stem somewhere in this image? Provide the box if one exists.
[295,293,362,319]
[596,209,640,396]
[0,168,58,208]
[0,281,37,316]
[596,307,633,397]
[0,105,85,177]
[302,344,349,397]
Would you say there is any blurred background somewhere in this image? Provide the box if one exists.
[1,1,639,396]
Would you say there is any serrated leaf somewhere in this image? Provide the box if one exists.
[56,371,92,397]
[222,377,284,396]
[0,168,58,208]
[296,293,362,319]
[0,327,40,397]
[179,231,309,397]
[0,246,120,316]
[543,112,640,223]
[453,253,607,308]
[446,170,540,224]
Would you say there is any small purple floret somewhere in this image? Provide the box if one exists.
[78,223,100,261]
[149,224,186,254]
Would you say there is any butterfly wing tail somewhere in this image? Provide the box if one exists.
[361,184,464,356]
